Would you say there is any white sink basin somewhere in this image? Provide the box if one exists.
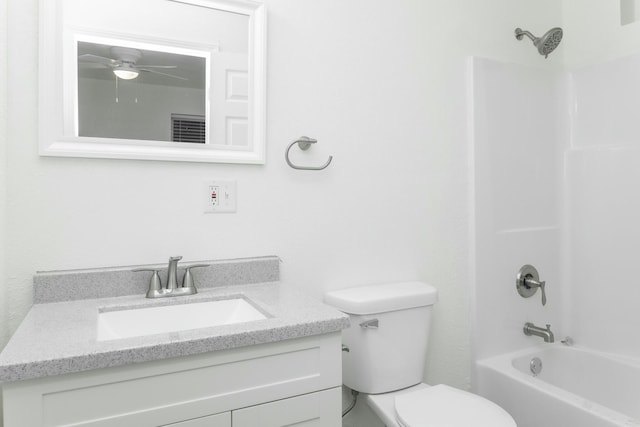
[96,298,267,341]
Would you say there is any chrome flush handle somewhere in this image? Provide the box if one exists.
[359,319,379,329]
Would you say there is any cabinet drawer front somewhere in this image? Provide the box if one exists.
[163,412,231,427]
[232,388,341,427]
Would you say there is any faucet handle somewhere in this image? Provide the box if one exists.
[525,278,546,306]
[561,336,574,346]
[516,265,548,306]
[132,268,162,297]
[182,264,210,290]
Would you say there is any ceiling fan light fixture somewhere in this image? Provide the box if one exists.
[113,67,139,80]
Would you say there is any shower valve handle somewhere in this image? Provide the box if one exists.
[516,264,548,306]
[525,277,546,306]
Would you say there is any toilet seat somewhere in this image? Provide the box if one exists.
[394,384,516,427]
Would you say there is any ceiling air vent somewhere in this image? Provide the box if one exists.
[171,114,205,144]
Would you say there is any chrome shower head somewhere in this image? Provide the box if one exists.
[515,27,563,58]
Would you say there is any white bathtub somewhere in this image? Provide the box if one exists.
[475,346,640,427]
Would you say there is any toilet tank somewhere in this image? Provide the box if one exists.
[324,281,438,394]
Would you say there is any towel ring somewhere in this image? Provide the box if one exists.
[285,136,333,171]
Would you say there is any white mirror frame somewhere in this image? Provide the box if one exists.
[39,0,266,164]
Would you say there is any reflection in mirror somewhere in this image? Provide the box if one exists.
[621,0,640,25]
[77,40,207,143]
[39,0,266,163]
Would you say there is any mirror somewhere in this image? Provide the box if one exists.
[39,0,266,164]
[77,39,209,143]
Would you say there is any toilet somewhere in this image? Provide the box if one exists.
[324,281,516,427]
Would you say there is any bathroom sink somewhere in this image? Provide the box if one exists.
[96,298,267,341]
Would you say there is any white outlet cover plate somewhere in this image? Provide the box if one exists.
[204,180,237,213]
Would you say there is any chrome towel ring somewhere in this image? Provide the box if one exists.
[285,136,333,170]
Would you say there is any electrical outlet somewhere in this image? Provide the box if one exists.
[204,181,237,213]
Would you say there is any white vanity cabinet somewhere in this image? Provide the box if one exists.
[2,333,342,427]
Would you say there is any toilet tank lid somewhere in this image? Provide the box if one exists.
[324,281,438,315]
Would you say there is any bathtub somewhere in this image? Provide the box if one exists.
[475,345,640,427]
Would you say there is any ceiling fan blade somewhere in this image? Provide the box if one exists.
[139,69,188,81]
[79,62,110,69]
[78,54,120,66]
[137,65,178,69]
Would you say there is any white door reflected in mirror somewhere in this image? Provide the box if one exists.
[40,0,266,164]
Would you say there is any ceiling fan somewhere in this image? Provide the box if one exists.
[78,46,188,81]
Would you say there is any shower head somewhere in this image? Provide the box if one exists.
[515,27,563,58]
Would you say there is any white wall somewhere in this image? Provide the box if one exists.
[561,0,640,359]
[64,0,249,54]
[0,0,8,349]
[563,0,640,69]
[470,58,565,365]
[565,54,640,358]
[0,0,7,420]
[2,0,563,401]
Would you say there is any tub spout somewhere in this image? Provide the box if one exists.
[523,322,555,343]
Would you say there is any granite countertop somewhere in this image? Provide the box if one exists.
[0,258,350,383]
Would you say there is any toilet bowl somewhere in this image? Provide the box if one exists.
[325,282,516,427]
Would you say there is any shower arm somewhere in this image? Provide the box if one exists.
[515,28,537,43]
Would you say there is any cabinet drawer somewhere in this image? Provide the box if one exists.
[233,388,341,427]
[164,412,231,427]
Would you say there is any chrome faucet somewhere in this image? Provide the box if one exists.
[523,322,555,343]
[133,256,209,299]
[166,256,182,291]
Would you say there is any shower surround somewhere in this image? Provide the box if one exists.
[470,54,640,426]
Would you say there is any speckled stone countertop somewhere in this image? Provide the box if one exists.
[0,257,350,383]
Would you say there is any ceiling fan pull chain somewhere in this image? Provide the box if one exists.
[115,74,119,103]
